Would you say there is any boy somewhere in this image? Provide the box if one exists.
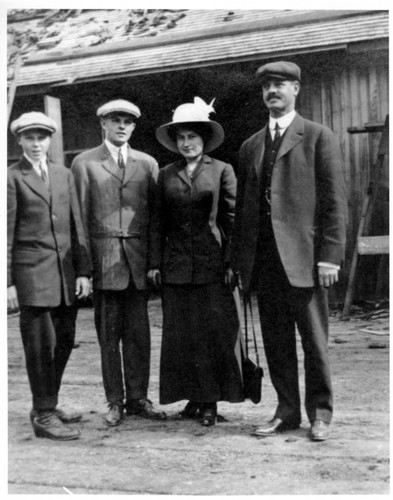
[8,111,91,440]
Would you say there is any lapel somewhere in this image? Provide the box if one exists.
[48,161,62,208]
[20,156,51,205]
[100,143,124,182]
[254,128,267,183]
[191,154,209,182]
[275,113,304,163]
[175,155,209,187]
[254,113,305,181]
[176,159,191,187]
[123,146,139,185]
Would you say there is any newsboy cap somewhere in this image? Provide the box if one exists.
[97,99,141,119]
[256,61,301,83]
[10,111,58,136]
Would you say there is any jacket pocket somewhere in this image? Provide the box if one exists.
[13,248,39,265]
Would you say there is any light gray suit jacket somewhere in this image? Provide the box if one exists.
[71,143,159,290]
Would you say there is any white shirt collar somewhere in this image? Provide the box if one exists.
[105,139,129,162]
[269,110,297,131]
[23,153,48,174]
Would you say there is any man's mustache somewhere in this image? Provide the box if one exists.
[267,93,280,101]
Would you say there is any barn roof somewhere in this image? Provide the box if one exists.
[7,9,389,89]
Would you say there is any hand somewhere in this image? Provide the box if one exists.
[7,286,19,311]
[224,267,239,290]
[318,266,339,287]
[75,277,91,298]
[148,269,161,287]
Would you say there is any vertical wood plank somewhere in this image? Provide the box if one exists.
[44,95,64,165]
[348,67,362,238]
[321,78,332,129]
[368,66,381,169]
[311,71,322,124]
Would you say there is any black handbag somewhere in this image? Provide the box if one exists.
[241,294,264,404]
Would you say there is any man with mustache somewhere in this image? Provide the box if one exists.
[71,100,166,426]
[231,61,347,441]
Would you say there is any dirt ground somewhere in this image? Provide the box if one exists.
[7,297,390,495]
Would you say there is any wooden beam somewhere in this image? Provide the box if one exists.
[357,236,389,255]
[347,122,386,134]
[7,56,22,123]
[44,95,64,165]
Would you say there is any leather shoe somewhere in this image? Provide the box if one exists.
[200,403,217,427]
[126,398,167,420]
[30,408,82,425]
[104,403,124,426]
[55,408,82,423]
[32,410,80,440]
[310,420,330,441]
[252,417,300,437]
[178,401,202,419]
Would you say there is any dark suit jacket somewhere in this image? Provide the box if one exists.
[71,143,159,290]
[150,155,236,284]
[231,113,347,292]
[7,157,90,307]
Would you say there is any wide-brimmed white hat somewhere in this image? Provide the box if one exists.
[156,97,224,153]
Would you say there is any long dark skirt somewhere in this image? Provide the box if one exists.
[159,282,244,405]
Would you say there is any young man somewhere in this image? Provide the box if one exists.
[231,61,347,441]
[71,99,166,426]
[8,111,91,440]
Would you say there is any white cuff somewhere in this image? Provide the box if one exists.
[317,262,340,270]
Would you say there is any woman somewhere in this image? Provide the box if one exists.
[149,97,244,426]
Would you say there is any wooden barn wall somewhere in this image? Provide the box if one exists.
[298,51,389,302]
[8,48,389,303]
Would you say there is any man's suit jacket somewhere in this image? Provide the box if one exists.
[71,143,159,290]
[7,157,90,307]
[231,113,347,292]
[149,155,236,285]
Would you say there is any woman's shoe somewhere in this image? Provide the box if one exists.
[201,403,217,426]
[178,401,201,419]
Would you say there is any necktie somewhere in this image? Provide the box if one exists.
[39,162,50,189]
[272,122,281,145]
[118,149,125,169]
[264,123,282,208]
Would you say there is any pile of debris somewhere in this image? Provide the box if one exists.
[7,9,187,75]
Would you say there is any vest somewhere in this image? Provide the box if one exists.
[258,129,284,239]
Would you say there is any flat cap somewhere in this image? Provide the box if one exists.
[10,111,58,136]
[97,99,141,119]
[256,61,301,83]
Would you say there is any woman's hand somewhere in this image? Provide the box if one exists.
[7,285,19,311]
[76,277,91,298]
[148,269,161,287]
[224,267,238,290]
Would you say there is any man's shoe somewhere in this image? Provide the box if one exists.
[252,417,300,437]
[55,408,82,424]
[30,408,82,425]
[310,420,331,441]
[104,403,124,426]
[126,398,167,420]
[32,410,80,441]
